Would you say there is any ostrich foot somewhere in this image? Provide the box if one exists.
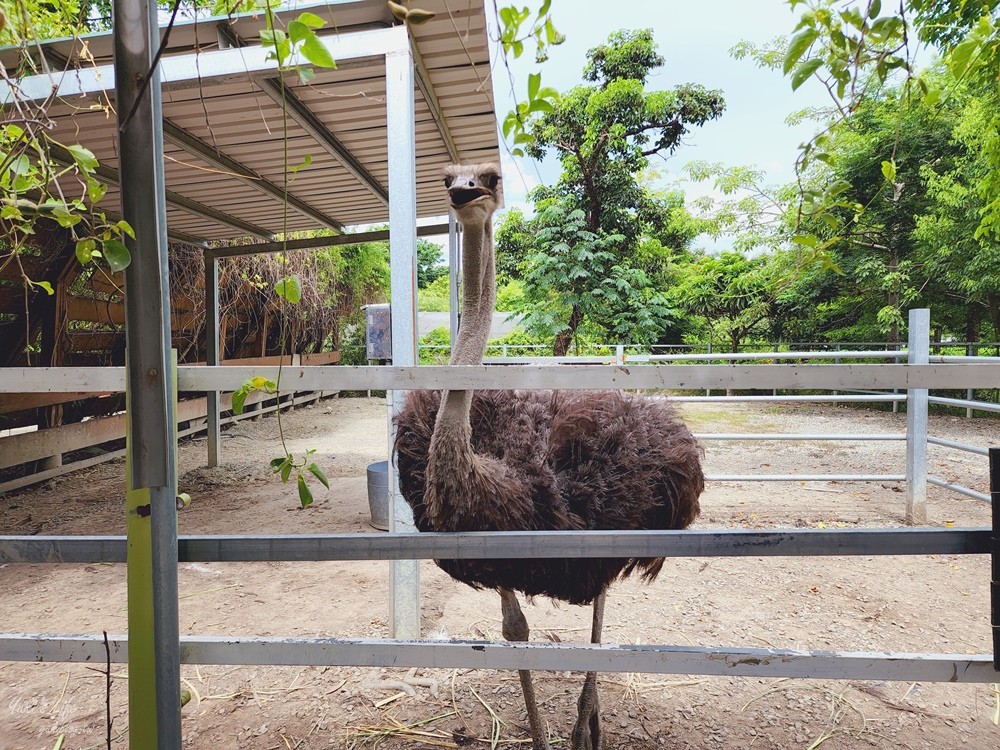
[500,589,551,750]
[570,671,602,750]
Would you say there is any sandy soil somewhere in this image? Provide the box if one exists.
[1,395,998,750]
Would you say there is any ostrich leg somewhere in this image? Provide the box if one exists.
[499,588,551,750]
[570,590,606,750]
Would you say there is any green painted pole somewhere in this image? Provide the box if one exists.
[126,350,178,748]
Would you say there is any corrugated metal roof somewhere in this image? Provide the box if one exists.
[0,0,500,244]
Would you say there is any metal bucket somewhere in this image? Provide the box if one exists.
[366,460,389,530]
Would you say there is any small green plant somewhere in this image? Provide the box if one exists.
[231,376,330,507]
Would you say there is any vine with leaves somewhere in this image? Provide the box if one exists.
[1,4,135,309]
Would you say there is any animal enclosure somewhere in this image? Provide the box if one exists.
[0,391,998,749]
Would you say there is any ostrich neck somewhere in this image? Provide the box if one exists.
[425,215,496,521]
[451,217,495,367]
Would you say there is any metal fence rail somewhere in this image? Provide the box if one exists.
[1,528,990,564]
[1,634,995,684]
[1,524,995,681]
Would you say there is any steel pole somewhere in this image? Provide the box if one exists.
[990,448,999,670]
[906,308,929,525]
[448,213,460,353]
[205,253,221,466]
[113,0,181,746]
[385,30,421,639]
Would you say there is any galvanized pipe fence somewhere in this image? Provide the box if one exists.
[2,308,1000,748]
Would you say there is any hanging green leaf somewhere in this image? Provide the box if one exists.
[102,238,131,272]
[86,177,107,204]
[307,462,330,489]
[297,474,314,508]
[880,159,897,183]
[296,66,317,85]
[783,28,818,74]
[65,144,98,171]
[791,58,824,90]
[300,33,337,69]
[75,238,97,264]
[232,384,250,415]
[289,154,313,174]
[297,11,326,29]
[275,275,303,303]
[288,20,309,44]
[115,220,136,240]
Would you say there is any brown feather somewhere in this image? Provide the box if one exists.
[395,389,704,605]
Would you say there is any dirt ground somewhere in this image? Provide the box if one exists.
[1,395,998,749]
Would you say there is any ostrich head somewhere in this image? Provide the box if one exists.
[443,162,503,225]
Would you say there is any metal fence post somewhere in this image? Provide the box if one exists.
[206,252,221,466]
[990,447,999,671]
[967,343,977,419]
[114,0,181,745]
[906,308,930,525]
[385,31,421,639]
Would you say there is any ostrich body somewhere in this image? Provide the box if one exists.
[394,163,705,750]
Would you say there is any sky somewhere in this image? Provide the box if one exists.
[489,0,832,217]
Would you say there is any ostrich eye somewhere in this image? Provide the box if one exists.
[443,177,453,188]
[486,174,499,190]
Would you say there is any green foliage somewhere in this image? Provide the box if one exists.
[496,2,565,155]
[418,326,451,364]
[510,28,723,353]
[583,28,664,84]
[671,251,774,352]
[260,7,337,82]
[495,207,535,284]
[495,279,524,312]
[779,0,1000,250]
[514,202,677,349]
[418,275,450,312]
[525,29,724,244]
[274,274,303,304]
[417,238,446,288]
[0,0,145,291]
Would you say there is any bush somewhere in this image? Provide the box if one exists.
[419,326,451,364]
[418,276,450,312]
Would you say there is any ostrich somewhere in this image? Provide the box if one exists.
[395,163,705,750]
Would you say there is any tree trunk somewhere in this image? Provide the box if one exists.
[964,304,982,347]
[886,254,900,345]
[553,305,583,357]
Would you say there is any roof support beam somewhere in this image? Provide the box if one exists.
[2,26,408,103]
[410,40,460,163]
[213,22,390,208]
[205,221,449,259]
[47,143,274,240]
[162,120,345,232]
[255,79,390,205]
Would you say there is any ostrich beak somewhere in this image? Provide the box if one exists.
[448,185,493,208]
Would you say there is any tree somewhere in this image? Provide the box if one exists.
[514,202,677,348]
[494,207,535,285]
[672,251,773,353]
[523,28,725,353]
[914,93,1000,345]
[416,238,446,289]
[779,0,1000,248]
